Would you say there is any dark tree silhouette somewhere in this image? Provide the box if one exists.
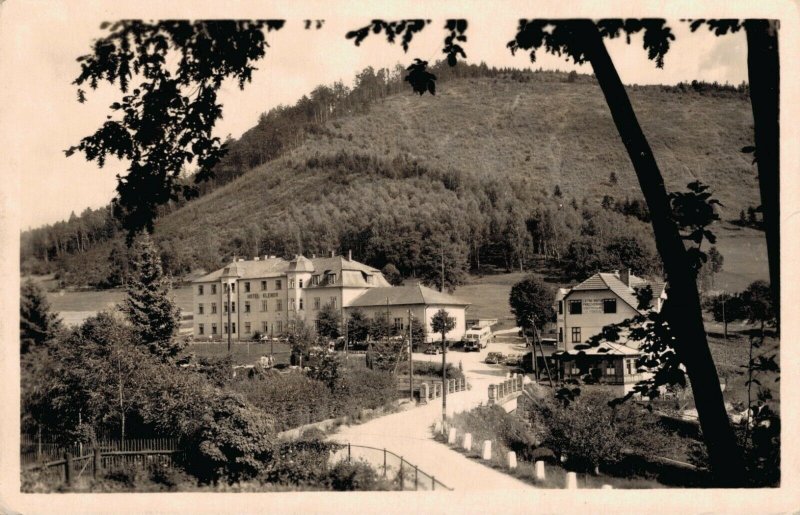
[20,280,63,354]
[67,20,285,237]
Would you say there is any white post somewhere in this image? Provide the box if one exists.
[448,427,457,445]
[535,460,546,480]
[462,433,472,451]
[601,484,613,490]
[507,451,517,470]
[434,420,442,435]
[565,472,578,489]
[481,440,492,461]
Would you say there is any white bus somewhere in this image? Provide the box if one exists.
[463,325,493,351]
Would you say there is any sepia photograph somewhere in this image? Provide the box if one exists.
[1,1,798,513]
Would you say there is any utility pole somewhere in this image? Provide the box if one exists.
[441,326,447,428]
[408,310,414,402]
[722,295,728,340]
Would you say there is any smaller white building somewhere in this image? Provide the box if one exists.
[345,283,470,343]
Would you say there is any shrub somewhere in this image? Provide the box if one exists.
[262,440,340,486]
[328,459,392,491]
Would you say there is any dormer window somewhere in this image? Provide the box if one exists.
[329,273,337,284]
[312,275,320,286]
[366,274,373,284]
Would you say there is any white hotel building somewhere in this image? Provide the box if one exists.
[192,254,469,343]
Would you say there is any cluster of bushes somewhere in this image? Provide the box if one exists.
[230,356,399,431]
[396,361,464,380]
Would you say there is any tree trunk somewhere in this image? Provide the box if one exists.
[744,20,780,333]
[579,20,745,485]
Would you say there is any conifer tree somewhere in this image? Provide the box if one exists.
[20,279,63,354]
[122,233,182,360]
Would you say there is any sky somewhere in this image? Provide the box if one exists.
[0,1,758,231]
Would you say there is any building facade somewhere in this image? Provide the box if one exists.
[552,269,667,393]
[192,254,469,342]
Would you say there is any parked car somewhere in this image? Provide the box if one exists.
[504,354,522,366]
[424,345,442,355]
[485,352,505,364]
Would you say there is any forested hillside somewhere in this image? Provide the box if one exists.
[21,64,760,289]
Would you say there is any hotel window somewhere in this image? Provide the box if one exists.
[245,322,251,334]
[223,324,228,334]
[244,301,251,313]
[231,301,236,313]
[231,322,236,334]
[299,279,304,288]
[568,300,582,315]
[261,300,268,312]
[558,301,563,314]
[211,284,217,294]
[276,300,282,311]
[312,275,320,286]
[330,297,337,309]
[231,283,236,293]
[289,279,295,289]
[558,327,563,343]
[571,327,582,343]
[198,323,205,335]
[314,297,321,310]
[314,320,320,332]
[329,273,337,284]
[289,299,296,311]
[212,323,217,335]
[262,321,268,333]
[261,280,267,291]
[603,298,617,314]
[198,303,204,315]
[245,282,251,293]
[276,321,283,333]
[275,279,282,290]
[299,298,304,310]
[394,318,403,331]
[198,285,204,295]
[211,303,217,314]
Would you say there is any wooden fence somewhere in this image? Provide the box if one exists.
[21,435,179,468]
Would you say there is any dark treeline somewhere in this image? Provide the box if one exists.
[21,62,744,288]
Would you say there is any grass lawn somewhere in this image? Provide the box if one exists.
[184,341,292,366]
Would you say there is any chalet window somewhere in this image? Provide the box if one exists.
[571,327,582,343]
[568,300,582,315]
[558,301,563,315]
[603,298,617,314]
[245,322,251,334]
[198,285,204,295]
[570,366,580,375]
[626,359,634,375]
[275,279,282,290]
[314,297,321,310]
[198,303,204,315]
[244,301,251,313]
[261,300,268,312]
[245,282,250,293]
[212,323,217,335]
[211,303,217,314]
[605,364,616,376]
[261,280,267,291]
[211,284,217,295]
[198,323,204,335]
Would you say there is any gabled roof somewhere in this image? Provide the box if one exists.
[192,255,386,285]
[566,271,666,313]
[347,283,470,308]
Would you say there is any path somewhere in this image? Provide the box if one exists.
[328,336,534,490]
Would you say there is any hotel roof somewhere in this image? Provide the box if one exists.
[348,283,470,308]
